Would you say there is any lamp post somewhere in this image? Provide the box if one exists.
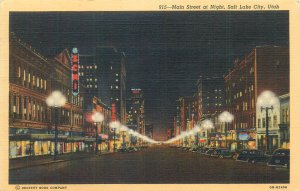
[92,112,104,154]
[46,90,66,160]
[109,121,121,152]
[201,119,214,147]
[257,91,279,154]
[128,129,134,146]
[120,125,128,150]
[219,111,234,149]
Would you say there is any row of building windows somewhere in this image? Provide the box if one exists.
[17,66,47,93]
[111,85,119,89]
[79,65,97,69]
[10,94,48,122]
[10,93,83,127]
[87,78,98,82]
[258,115,278,129]
[87,84,98,88]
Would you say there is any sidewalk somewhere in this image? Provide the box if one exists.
[9,151,111,170]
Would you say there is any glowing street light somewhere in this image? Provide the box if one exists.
[92,112,104,154]
[109,121,121,152]
[46,90,66,160]
[219,111,234,149]
[257,91,279,153]
[120,125,128,149]
[201,119,214,129]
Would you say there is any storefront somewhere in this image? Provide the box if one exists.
[9,133,87,158]
[237,130,256,150]
[208,133,223,148]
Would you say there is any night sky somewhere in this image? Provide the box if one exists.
[10,12,289,140]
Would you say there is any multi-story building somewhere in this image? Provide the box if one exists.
[9,34,86,158]
[256,93,290,152]
[78,54,99,111]
[278,94,289,149]
[84,96,111,152]
[195,76,225,148]
[128,88,145,135]
[178,96,196,146]
[225,46,289,151]
[96,47,126,124]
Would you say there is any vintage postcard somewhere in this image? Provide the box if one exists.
[0,0,300,191]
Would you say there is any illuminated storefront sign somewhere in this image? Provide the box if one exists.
[71,48,79,96]
[111,103,116,121]
[131,88,141,94]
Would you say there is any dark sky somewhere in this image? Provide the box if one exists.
[10,11,289,140]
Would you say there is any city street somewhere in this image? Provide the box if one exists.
[10,146,289,184]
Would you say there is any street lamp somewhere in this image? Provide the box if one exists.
[201,119,214,147]
[109,121,121,152]
[219,111,234,149]
[257,91,279,154]
[46,90,66,160]
[92,112,104,154]
[128,129,134,146]
[120,125,128,150]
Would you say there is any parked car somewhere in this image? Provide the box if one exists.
[205,148,217,156]
[267,148,290,167]
[127,147,138,152]
[182,147,190,151]
[189,146,200,152]
[232,150,242,160]
[198,147,210,154]
[117,148,127,153]
[211,148,233,159]
[236,149,267,163]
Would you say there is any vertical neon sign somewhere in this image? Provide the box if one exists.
[72,48,79,96]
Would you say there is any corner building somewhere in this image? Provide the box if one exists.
[9,34,86,158]
[225,46,289,150]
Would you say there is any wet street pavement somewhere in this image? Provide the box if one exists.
[10,146,289,184]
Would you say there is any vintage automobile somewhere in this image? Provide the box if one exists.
[236,149,268,163]
[267,148,290,167]
[211,148,233,159]
[205,148,217,156]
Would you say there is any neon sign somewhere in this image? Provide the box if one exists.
[72,48,79,96]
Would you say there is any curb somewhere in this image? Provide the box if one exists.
[9,152,115,170]
[10,155,96,171]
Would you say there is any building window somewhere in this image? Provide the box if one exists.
[258,118,261,128]
[18,67,21,78]
[28,73,31,83]
[116,73,118,76]
[273,115,277,128]
[41,79,43,89]
[23,69,26,81]
[116,86,119,89]
[37,77,39,87]
[268,117,271,127]
[282,109,286,123]
[286,108,289,123]
[12,95,16,113]
[33,76,35,87]
[44,80,47,90]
